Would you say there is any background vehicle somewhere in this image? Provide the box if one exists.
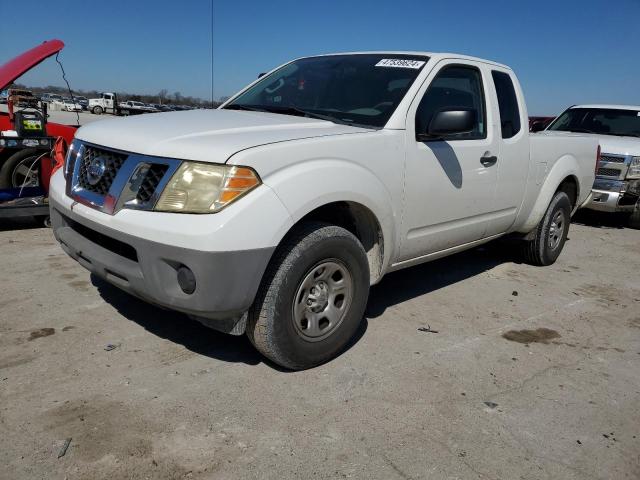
[529,116,555,132]
[119,100,157,113]
[41,92,64,106]
[89,93,150,115]
[74,95,89,110]
[152,103,172,112]
[62,98,82,112]
[50,52,598,369]
[545,104,640,228]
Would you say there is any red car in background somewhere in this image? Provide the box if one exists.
[0,40,78,188]
[529,116,555,132]
[0,40,77,222]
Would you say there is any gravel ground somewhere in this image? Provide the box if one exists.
[0,210,638,480]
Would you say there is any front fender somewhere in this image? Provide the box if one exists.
[519,154,581,232]
[263,159,397,272]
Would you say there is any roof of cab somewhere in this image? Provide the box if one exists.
[298,51,511,70]
[571,104,640,111]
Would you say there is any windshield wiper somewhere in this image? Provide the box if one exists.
[223,104,266,113]
[224,103,353,126]
[258,105,346,124]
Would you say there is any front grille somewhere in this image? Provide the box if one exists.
[77,146,127,195]
[597,167,621,177]
[601,155,625,164]
[136,164,169,203]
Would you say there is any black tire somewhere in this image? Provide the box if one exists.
[37,215,52,228]
[628,201,640,229]
[92,106,103,115]
[0,148,41,189]
[247,222,370,370]
[523,191,572,266]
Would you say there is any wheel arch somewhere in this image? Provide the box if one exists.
[286,201,386,284]
[261,159,397,284]
[518,154,583,233]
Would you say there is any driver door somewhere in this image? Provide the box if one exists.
[398,60,500,262]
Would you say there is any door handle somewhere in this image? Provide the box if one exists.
[480,155,498,167]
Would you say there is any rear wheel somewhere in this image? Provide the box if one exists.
[0,149,41,189]
[247,222,370,370]
[523,191,572,266]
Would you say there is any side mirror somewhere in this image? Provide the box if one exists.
[258,72,267,78]
[420,108,477,140]
[530,121,546,133]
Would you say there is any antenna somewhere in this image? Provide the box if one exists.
[210,0,214,107]
[55,52,80,126]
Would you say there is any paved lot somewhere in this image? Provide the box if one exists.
[0,211,638,480]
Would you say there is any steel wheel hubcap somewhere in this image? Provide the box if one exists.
[292,260,353,342]
[548,210,565,250]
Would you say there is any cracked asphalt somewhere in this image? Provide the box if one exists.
[1,210,639,479]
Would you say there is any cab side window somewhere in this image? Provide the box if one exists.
[491,71,521,138]
[415,65,486,140]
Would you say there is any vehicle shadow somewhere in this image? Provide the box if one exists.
[424,141,463,189]
[0,216,46,232]
[366,240,520,318]
[91,274,367,371]
[572,209,632,229]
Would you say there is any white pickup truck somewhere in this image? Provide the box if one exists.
[543,104,640,227]
[50,52,598,369]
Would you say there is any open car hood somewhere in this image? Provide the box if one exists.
[0,39,64,91]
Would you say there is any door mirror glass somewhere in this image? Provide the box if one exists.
[426,108,477,137]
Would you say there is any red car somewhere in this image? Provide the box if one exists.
[0,40,77,220]
[529,116,555,132]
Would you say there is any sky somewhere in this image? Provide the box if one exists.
[0,0,638,115]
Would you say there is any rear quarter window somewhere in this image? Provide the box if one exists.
[492,71,521,139]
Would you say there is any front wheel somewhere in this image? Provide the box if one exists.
[92,106,103,115]
[523,191,572,266]
[247,222,370,370]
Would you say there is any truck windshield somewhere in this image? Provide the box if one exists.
[548,108,640,138]
[224,54,429,128]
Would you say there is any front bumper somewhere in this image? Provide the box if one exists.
[50,199,275,329]
[585,178,639,213]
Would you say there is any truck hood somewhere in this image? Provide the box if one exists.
[537,131,640,156]
[75,109,371,162]
[0,39,64,91]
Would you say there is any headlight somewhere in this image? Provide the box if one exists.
[155,162,260,213]
[64,140,80,179]
[628,157,640,179]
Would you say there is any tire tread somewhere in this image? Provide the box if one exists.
[247,221,367,370]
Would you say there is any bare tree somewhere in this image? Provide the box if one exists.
[157,89,168,104]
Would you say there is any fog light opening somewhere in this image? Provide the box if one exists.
[177,265,196,294]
